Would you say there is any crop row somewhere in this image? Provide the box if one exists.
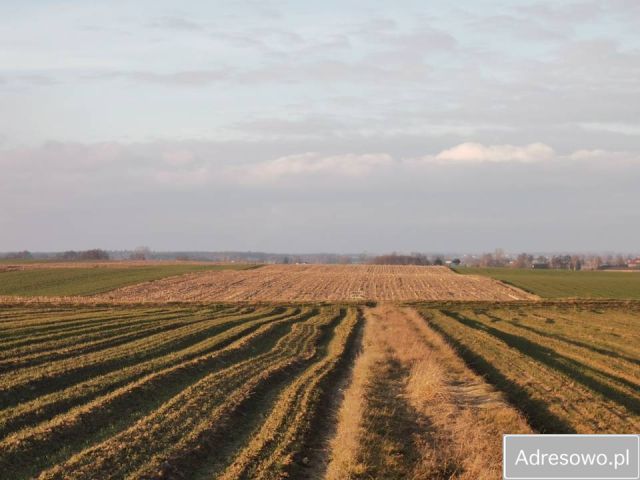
[0,306,294,438]
[0,308,247,372]
[0,304,359,480]
[217,307,360,479]
[419,306,640,433]
[0,306,286,408]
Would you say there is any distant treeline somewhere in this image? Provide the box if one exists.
[1,249,110,261]
[462,250,640,270]
[2,249,638,270]
[1,250,34,260]
[369,253,460,266]
[57,249,110,261]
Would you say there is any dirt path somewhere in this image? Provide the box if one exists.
[325,304,532,479]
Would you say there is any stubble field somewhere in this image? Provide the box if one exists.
[0,264,638,479]
[93,265,537,303]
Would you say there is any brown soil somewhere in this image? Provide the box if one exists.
[91,265,537,303]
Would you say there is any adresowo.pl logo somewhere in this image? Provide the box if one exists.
[503,434,640,480]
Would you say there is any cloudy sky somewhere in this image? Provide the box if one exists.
[1,0,639,253]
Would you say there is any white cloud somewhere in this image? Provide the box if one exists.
[566,149,609,161]
[2,139,640,251]
[237,152,395,181]
[566,148,639,164]
[415,142,556,164]
[1,141,638,198]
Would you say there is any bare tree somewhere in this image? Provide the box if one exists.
[130,246,151,261]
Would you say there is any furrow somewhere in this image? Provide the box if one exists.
[0,307,279,409]
[471,310,640,398]
[427,309,639,433]
[36,308,335,480]
[218,307,359,480]
[0,317,208,372]
[0,307,245,370]
[0,308,168,338]
[0,307,114,327]
[0,306,243,353]
[0,307,294,438]
[0,308,312,479]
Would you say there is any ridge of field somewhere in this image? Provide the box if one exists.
[325,304,531,479]
[0,303,360,480]
[455,267,640,299]
[0,263,257,297]
[417,303,640,434]
[90,264,537,303]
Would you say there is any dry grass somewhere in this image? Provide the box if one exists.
[325,304,530,479]
[325,309,381,480]
[397,307,531,479]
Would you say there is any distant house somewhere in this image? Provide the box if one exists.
[531,262,549,269]
[628,258,640,269]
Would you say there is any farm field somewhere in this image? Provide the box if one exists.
[455,267,640,299]
[0,300,638,479]
[417,303,640,434]
[0,303,360,479]
[0,263,256,297]
[92,265,536,303]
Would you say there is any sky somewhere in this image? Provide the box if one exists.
[1,0,639,253]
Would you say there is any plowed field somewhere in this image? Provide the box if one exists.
[0,304,360,479]
[93,265,536,303]
[1,302,637,479]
